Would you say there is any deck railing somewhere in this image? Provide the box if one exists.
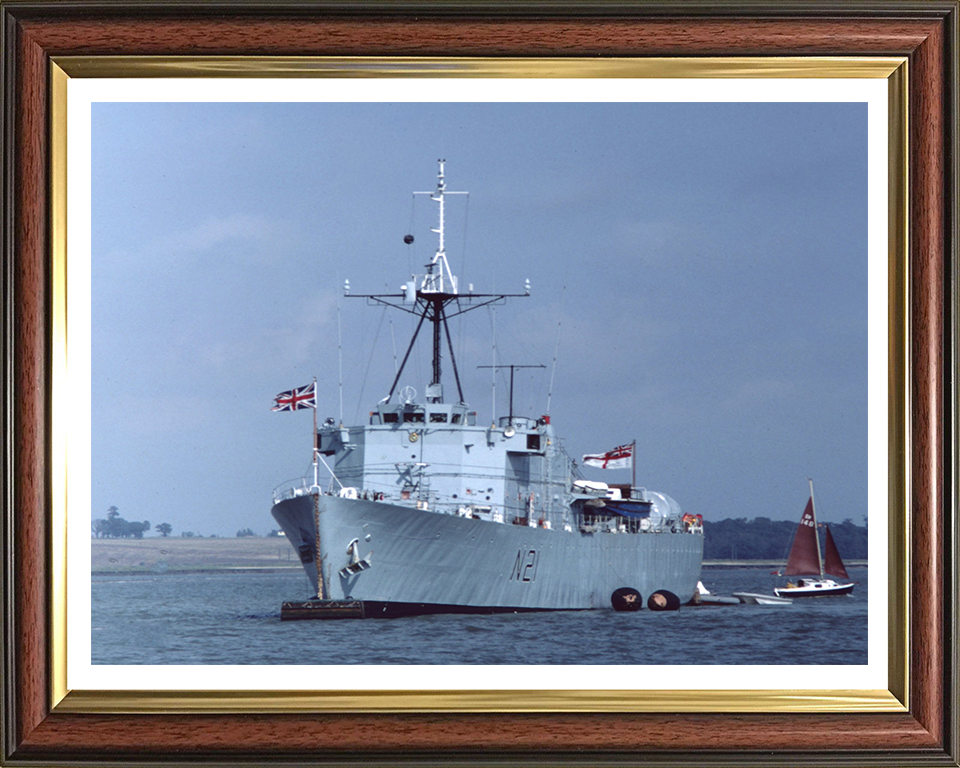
[272,478,323,505]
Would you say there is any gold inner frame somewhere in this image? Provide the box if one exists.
[49,56,909,714]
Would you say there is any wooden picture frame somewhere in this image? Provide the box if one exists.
[2,2,957,765]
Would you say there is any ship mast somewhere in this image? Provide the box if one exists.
[350,160,529,405]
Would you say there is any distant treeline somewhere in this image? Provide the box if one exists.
[703,517,868,561]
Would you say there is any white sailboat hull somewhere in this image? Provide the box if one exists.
[774,578,854,597]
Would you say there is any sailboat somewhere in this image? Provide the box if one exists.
[773,480,855,598]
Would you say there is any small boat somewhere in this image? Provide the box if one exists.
[689,580,740,606]
[733,591,794,605]
[773,480,855,598]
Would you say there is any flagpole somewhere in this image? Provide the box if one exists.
[631,440,636,493]
[311,377,318,488]
[311,377,324,599]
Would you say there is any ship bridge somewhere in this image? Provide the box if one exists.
[313,399,571,529]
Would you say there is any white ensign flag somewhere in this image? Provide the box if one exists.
[582,444,634,470]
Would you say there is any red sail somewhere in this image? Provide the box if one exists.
[783,498,822,576]
[823,525,849,579]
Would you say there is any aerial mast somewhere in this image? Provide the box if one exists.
[477,364,546,426]
[417,158,465,296]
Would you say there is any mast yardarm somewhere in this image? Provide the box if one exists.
[349,160,529,405]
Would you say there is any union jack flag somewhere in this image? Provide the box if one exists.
[271,381,316,411]
[582,444,634,470]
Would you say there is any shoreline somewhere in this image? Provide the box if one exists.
[92,565,302,576]
[702,559,867,568]
[91,536,300,573]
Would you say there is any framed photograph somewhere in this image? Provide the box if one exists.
[3,2,957,766]
[70,77,888,694]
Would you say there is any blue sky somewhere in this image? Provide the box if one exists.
[91,101,867,536]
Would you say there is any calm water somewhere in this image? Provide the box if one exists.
[91,566,868,665]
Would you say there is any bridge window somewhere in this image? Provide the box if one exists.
[403,412,425,423]
[383,413,399,423]
[430,412,448,423]
[527,434,541,450]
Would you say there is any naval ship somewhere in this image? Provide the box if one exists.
[270,162,704,619]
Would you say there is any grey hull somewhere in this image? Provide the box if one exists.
[272,493,703,612]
